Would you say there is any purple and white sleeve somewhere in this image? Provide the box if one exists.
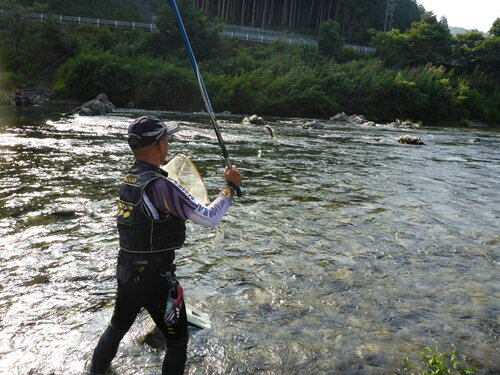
[145,178,234,228]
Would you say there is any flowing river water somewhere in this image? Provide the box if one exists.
[0,105,499,375]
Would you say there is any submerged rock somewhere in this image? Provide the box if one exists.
[136,315,166,349]
[388,119,418,128]
[397,135,425,145]
[242,114,266,125]
[51,210,77,218]
[301,120,324,129]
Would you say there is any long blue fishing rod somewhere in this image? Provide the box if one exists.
[168,0,241,196]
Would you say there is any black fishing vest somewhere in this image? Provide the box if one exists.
[117,160,186,253]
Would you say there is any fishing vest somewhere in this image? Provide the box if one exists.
[117,160,186,253]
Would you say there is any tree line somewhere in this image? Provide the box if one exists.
[195,0,423,43]
[3,0,422,44]
[0,0,499,125]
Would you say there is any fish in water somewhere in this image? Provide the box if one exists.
[264,125,275,139]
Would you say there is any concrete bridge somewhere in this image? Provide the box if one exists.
[1,10,375,54]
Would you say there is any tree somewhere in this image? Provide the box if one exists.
[406,12,453,64]
[471,37,500,77]
[392,0,423,32]
[371,11,453,67]
[318,19,343,59]
[370,28,413,66]
[439,16,448,29]
[156,0,221,61]
[453,31,485,68]
[489,18,500,37]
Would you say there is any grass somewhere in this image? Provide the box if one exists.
[402,347,475,375]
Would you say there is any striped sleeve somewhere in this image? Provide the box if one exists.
[144,178,234,227]
[145,178,198,220]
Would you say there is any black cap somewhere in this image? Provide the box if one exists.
[127,116,180,149]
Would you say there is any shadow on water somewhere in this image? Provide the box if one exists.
[0,105,499,374]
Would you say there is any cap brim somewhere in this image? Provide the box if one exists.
[165,121,181,135]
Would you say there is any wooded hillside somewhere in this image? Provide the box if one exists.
[1,0,498,125]
[194,0,423,42]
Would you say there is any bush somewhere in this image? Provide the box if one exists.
[131,58,199,110]
[53,52,135,106]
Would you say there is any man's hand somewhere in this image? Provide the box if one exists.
[224,165,243,186]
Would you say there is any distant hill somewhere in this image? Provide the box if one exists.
[449,26,487,36]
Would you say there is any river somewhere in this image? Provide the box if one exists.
[0,105,498,375]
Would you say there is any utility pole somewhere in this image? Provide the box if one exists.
[384,0,397,32]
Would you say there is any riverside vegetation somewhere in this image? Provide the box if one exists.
[0,0,499,126]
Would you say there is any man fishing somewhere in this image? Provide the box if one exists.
[13,88,24,106]
[90,115,243,375]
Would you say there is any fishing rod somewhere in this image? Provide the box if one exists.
[168,0,242,197]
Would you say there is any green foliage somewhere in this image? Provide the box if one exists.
[0,0,498,125]
[402,347,475,375]
[370,28,413,66]
[392,0,424,32]
[130,57,199,110]
[489,18,500,37]
[156,0,221,61]
[0,8,71,86]
[470,37,500,76]
[453,31,485,68]
[318,20,344,59]
[0,0,139,20]
[53,52,134,106]
[371,12,453,67]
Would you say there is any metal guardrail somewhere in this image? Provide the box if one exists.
[221,26,376,53]
[220,29,317,46]
[344,43,376,54]
[2,10,375,53]
[24,12,156,30]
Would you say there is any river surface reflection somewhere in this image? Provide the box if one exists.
[0,105,499,374]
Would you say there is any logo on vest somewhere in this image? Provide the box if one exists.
[117,201,133,218]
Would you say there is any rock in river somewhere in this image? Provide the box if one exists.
[242,114,266,125]
[301,121,324,129]
[397,135,425,145]
[76,93,115,116]
[330,112,352,122]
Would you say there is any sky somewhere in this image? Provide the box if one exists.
[416,0,499,32]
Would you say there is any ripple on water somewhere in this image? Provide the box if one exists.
[0,109,499,374]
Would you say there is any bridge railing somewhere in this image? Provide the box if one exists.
[2,10,375,53]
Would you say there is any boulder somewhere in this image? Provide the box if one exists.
[242,114,266,125]
[330,112,352,123]
[77,93,115,116]
[388,119,417,128]
[350,114,367,124]
[23,85,52,105]
[397,135,425,145]
[362,121,376,127]
[402,120,418,128]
